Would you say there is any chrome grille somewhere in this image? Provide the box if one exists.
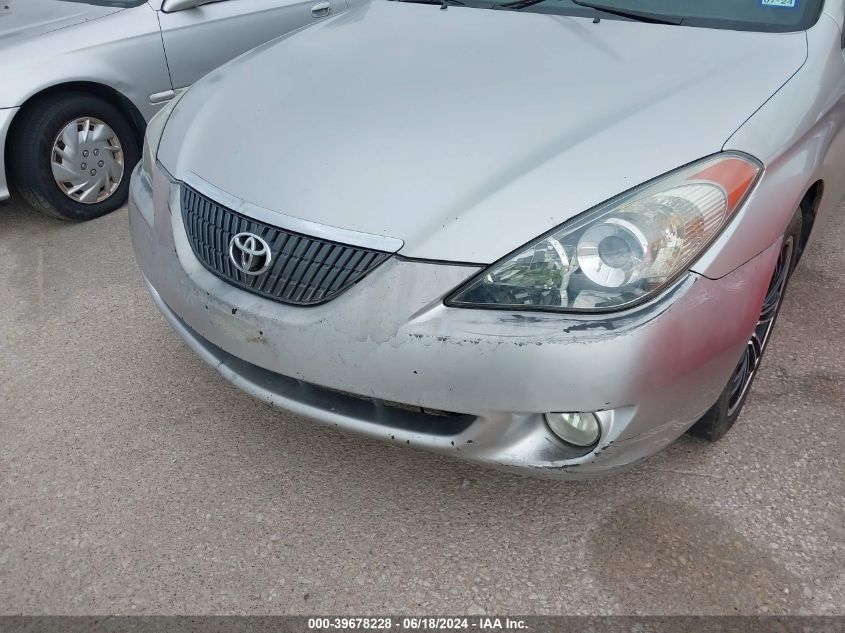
[181,185,391,305]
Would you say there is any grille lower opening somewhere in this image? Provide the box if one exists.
[321,386,468,419]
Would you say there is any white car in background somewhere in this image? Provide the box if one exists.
[0,0,344,221]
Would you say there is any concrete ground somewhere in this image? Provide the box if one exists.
[0,194,842,616]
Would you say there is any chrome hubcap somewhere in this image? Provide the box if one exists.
[727,236,794,416]
[50,117,124,204]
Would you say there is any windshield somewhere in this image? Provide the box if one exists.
[420,0,825,31]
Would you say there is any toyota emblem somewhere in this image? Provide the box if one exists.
[228,232,272,276]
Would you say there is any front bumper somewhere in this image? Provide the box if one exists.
[129,162,781,477]
[0,107,20,201]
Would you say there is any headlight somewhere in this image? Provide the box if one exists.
[446,152,761,312]
[141,91,185,179]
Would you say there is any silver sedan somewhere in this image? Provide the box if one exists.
[131,0,845,477]
[0,0,347,221]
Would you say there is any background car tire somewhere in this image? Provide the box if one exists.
[688,209,803,442]
[10,92,140,221]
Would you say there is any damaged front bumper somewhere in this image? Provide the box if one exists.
[128,162,780,477]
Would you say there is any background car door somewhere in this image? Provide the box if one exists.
[156,0,345,89]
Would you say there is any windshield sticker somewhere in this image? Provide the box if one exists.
[761,0,796,7]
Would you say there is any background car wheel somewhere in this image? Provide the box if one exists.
[688,209,803,443]
[10,92,140,221]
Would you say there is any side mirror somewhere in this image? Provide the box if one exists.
[162,0,217,12]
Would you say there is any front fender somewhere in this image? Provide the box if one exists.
[0,5,171,121]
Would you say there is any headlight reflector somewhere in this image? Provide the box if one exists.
[447,153,760,312]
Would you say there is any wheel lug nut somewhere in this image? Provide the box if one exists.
[81,163,87,170]
[98,160,104,167]
[94,149,100,156]
[91,169,97,176]
[83,150,89,157]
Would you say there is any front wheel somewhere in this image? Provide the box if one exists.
[688,210,802,442]
[10,92,140,221]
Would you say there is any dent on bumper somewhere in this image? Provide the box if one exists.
[129,163,782,476]
[0,108,20,201]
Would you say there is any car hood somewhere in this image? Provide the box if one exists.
[159,0,807,263]
[0,0,123,44]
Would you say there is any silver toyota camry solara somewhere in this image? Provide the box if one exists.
[130,0,845,477]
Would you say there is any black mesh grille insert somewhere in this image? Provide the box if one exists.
[181,186,391,305]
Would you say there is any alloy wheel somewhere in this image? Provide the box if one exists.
[726,236,795,416]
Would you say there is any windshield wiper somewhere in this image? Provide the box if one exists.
[493,0,546,9]
[494,0,682,24]
[569,0,682,24]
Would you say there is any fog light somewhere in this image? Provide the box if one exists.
[545,412,601,447]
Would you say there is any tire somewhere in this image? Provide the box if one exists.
[688,209,803,442]
[9,92,140,221]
